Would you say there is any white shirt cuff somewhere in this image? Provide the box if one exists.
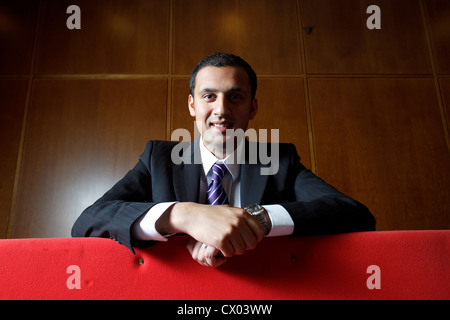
[263,204,295,237]
[132,202,177,241]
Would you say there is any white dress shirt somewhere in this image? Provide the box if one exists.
[132,137,294,242]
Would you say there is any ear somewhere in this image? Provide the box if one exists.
[188,94,196,117]
[249,98,258,120]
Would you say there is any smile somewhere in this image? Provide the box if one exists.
[210,120,233,127]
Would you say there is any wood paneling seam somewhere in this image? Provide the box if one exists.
[6,0,43,238]
[419,0,450,155]
[296,0,316,172]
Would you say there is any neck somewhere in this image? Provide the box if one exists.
[202,136,244,160]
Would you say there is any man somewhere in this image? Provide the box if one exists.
[72,52,375,267]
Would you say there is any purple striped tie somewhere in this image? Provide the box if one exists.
[207,162,229,205]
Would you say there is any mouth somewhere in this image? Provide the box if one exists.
[209,121,233,133]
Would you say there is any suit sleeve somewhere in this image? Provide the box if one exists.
[71,141,158,252]
[280,144,376,234]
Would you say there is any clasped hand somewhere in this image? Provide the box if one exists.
[162,202,265,267]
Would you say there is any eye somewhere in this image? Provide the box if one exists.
[229,93,242,101]
[203,93,215,101]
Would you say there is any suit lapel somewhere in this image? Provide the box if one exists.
[240,140,269,207]
[172,139,202,202]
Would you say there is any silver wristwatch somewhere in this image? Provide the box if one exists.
[244,203,270,235]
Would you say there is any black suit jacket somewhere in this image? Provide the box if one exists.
[71,139,375,251]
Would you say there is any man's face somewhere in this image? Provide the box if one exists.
[188,66,258,156]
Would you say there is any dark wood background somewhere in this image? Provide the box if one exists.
[1,0,449,239]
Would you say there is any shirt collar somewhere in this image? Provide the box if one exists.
[199,136,243,182]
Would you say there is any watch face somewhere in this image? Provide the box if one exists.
[246,204,261,212]
[245,204,269,235]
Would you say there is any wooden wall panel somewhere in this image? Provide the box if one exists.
[171,77,311,168]
[2,0,450,239]
[11,79,167,238]
[0,78,28,237]
[35,0,170,74]
[0,0,38,75]
[300,0,432,74]
[309,78,450,230]
[171,78,194,139]
[249,78,310,168]
[172,0,302,75]
[425,0,450,74]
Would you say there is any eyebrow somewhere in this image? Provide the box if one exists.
[198,87,247,95]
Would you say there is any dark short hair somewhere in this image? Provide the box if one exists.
[189,52,257,100]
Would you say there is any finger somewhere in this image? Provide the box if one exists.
[203,245,218,260]
[193,241,213,267]
[191,240,203,262]
[187,239,219,267]
[201,243,223,267]
[186,238,196,255]
[217,226,255,256]
[211,255,228,268]
[232,216,261,252]
[245,215,265,243]
[239,225,260,251]
[203,246,217,266]
[230,232,247,255]
[186,238,205,257]
[204,247,227,268]
[218,240,235,258]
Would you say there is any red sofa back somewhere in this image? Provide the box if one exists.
[0,231,448,300]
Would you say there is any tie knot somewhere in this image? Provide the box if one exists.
[211,162,228,181]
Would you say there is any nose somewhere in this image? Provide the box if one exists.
[213,94,230,117]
